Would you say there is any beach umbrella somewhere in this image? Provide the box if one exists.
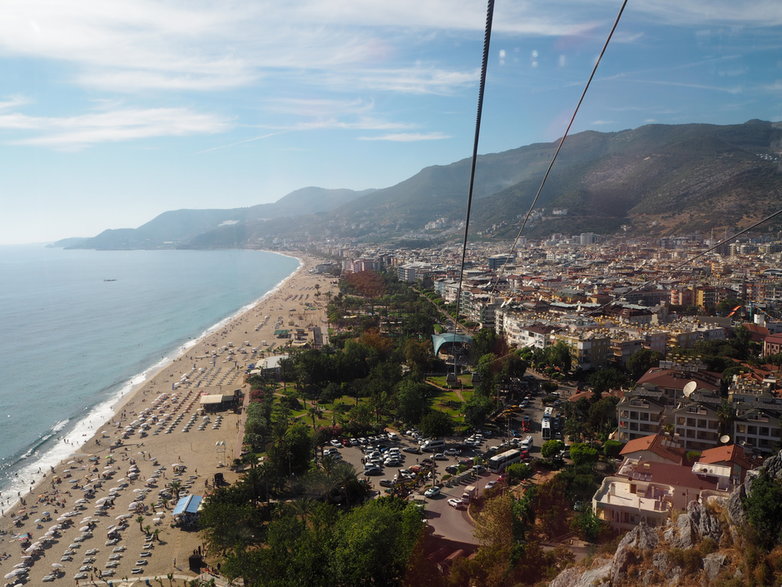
[5,571,20,579]
[51,562,64,568]
[79,526,90,532]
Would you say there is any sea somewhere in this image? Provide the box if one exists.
[0,245,300,505]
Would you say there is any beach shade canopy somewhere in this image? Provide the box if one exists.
[51,563,64,568]
[172,494,202,517]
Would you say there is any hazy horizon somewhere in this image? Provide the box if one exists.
[2,1,781,244]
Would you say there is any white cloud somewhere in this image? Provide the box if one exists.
[629,0,782,26]
[0,106,231,149]
[0,95,30,110]
[591,120,614,126]
[0,0,605,96]
[358,132,450,142]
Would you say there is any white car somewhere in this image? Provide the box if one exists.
[447,497,465,509]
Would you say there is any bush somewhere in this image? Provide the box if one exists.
[603,440,624,459]
[506,463,533,484]
[569,443,599,466]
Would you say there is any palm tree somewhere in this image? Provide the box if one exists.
[136,514,145,532]
[717,400,737,437]
[168,480,182,501]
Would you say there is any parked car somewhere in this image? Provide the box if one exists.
[444,448,460,456]
[364,466,382,476]
[445,465,459,474]
[433,453,447,460]
[447,497,465,509]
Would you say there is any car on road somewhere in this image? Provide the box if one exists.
[447,497,465,509]
[424,486,441,498]
[433,453,447,460]
[403,445,421,454]
[379,479,394,487]
[485,480,498,490]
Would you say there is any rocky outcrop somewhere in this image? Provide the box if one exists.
[703,553,727,581]
[610,521,659,584]
[549,562,611,587]
[663,501,725,549]
[551,449,782,586]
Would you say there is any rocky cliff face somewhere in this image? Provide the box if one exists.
[551,450,782,586]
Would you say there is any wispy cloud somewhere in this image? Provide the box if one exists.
[358,132,450,142]
[0,95,30,110]
[635,79,744,94]
[629,0,782,27]
[591,120,615,126]
[0,106,231,149]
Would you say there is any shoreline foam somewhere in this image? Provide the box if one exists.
[0,252,304,512]
[0,251,334,585]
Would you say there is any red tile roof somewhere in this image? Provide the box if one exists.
[699,444,752,470]
[641,461,722,490]
[637,368,720,392]
[620,433,683,464]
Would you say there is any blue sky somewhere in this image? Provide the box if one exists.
[1,0,781,244]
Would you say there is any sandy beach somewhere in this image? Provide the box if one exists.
[0,254,337,586]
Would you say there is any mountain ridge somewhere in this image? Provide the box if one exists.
[62,120,782,249]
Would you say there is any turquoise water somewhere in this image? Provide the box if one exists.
[0,245,299,498]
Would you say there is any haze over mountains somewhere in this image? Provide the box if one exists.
[60,120,782,250]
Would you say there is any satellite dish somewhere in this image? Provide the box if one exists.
[720,434,731,444]
[683,381,697,398]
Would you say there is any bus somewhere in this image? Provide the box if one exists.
[488,449,522,473]
[541,417,552,440]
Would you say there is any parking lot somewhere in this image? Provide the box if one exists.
[316,377,560,543]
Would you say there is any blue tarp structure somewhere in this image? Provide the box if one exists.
[172,494,203,516]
